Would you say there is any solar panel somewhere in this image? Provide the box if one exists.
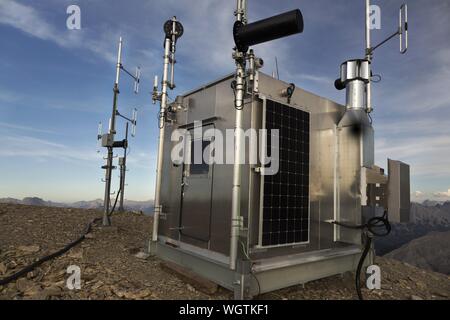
[261,99,310,247]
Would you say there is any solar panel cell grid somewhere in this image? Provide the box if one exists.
[262,100,310,247]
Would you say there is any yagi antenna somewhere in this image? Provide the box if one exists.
[97,122,103,152]
[119,64,141,94]
[115,107,138,137]
[97,122,103,140]
[364,1,408,113]
[134,67,141,94]
[131,108,138,137]
[366,3,408,56]
[275,56,280,80]
[399,4,408,54]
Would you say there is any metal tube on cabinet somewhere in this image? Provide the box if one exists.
[233,9,304,52]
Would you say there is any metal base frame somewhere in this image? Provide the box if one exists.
[150,241,369,299]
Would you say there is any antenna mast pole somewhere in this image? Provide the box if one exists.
[119,122,129,212]
[365,0,373,113]
[229,0,248,271]
[102,37,123,226]
[100,38,140,225]
[152,17,184,242]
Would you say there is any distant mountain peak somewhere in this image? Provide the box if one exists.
[0,197,154,214]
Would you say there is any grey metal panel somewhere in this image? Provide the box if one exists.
[187,86,217,124]
[151,241,369,299]
[179,127,214,242]
[388,159,411,223]
[159,122,183,241]
[336,110,374,245]
[208,78,253,255]
[335,126,363,244]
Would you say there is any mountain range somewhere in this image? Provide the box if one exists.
[0,197,154,214]
[385,231,450,275]
[374,201,450,275]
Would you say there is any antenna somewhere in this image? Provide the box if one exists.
[275,56,280,80]
[131,108,138,137]
[97,122,103,152]
[164,17,184,90]
[98,37,141,226]
[364,0,408,113]
[97,122,103,140]
[152,16,184,243]
[134,67,141,94]
[116,109,137,212]
[366,3,408,56]
[399,4,408,54]
[152,75,159,104]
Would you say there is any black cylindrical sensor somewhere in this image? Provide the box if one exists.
[233,9,304,52]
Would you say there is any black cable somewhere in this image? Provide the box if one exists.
[0,185,124,287]
[287,83,296,104]
[108,188,122,217]
[371,74,382,83]
[251,271,261,297]
[332,211,391,237]
[332,211,391,300]
[0,217,101,287]
[368,112,373,125]
[355,234,372,300]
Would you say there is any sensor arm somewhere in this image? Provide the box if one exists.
[115,110,136,125]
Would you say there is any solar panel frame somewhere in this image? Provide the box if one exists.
[257,97,311,248]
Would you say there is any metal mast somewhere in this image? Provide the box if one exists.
[229,1,304,271]
[365,0,373,113]
[102,37,123,226]
[99,37,140,226]
[152,17,184,242]
[118,122,129,212]
[229,0,248,271]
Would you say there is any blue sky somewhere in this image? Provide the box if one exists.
[0,0,449,202]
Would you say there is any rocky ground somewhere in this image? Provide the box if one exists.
[0,204,449,300]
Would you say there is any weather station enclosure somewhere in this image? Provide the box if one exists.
[150,1,410,299]
[151,72,382,298]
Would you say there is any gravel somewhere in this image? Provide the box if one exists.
[0,203,449,300]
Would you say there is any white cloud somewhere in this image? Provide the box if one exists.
[0,134,99,163]
[376,135,450,177]
[0,122,56,134]
[434,189,450,198]
[414,191,424,197]
[0,1,60,44]
[0,89,20,103]
[0,0,119,63]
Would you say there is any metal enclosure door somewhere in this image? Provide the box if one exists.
[180,126,214,242]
